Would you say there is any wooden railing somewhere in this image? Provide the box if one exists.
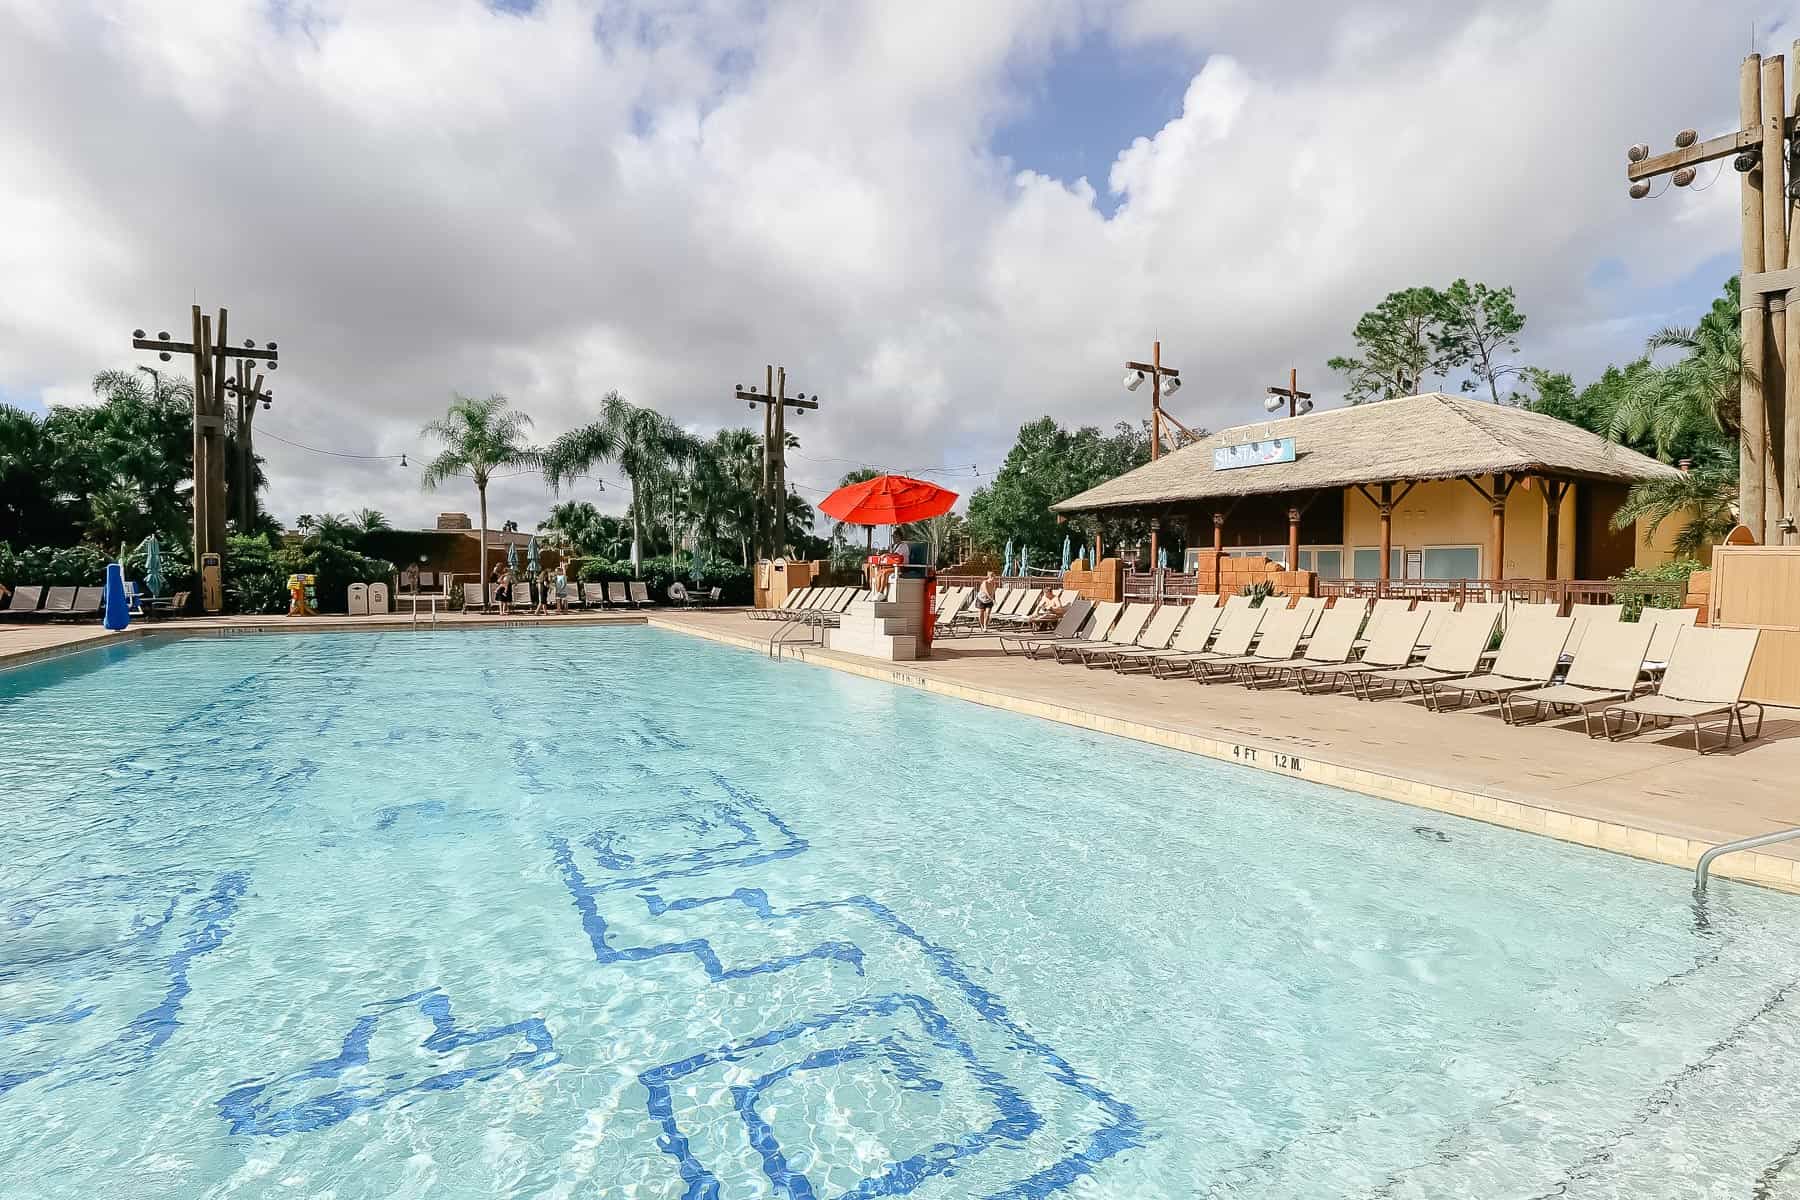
[1314,577,1685,613]
[937,574,1058,591]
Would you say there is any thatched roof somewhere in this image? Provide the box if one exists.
[1052,391,1683,513]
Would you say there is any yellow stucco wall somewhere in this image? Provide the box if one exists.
[1338,479,1576,578]
[1632,507,1704,569]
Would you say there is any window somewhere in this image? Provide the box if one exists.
[1420,545,1482,580]
[1351,547,1406,580]
[1306,549,1344,580]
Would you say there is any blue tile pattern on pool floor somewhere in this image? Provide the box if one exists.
[8,626,1800,1198]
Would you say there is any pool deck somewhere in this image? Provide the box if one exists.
[7,608,1800,892]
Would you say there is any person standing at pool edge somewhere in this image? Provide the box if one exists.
[976,570,997,629]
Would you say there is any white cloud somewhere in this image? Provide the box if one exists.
[0,0,1782,532]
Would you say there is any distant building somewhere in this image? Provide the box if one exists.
[1052,392,1691,584]
[362,513,563,586]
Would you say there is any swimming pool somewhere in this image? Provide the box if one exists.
[3,626,1800,1198]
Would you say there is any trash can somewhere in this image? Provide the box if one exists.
[347,583,369,616]
[367,582,389,613]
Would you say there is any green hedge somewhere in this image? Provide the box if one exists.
[574,556,752,604]
[0,541,197,596]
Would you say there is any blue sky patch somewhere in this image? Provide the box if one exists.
[994,32,1201,217]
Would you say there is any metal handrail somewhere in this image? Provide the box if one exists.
[1694,826,1800,892]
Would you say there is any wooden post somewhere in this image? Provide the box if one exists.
[1211,512,1224,594]
[1093,531,1103,565]
[1786,47,1800,542]
[1490,473,1509,579]
[1742,54,1769,538]
[1149,339,1162,462]
[189,306,209,572]
[1378,482,1393,594]
[1543,479,1569,580]
[774,365,788,556]
[759,369,772,560]
[1286,504,1301,571]
[1762,55,1789,544]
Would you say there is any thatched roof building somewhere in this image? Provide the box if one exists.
[1052,393,1686,585]
[1053,392,1680,514]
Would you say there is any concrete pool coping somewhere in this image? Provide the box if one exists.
[6,609,1799,894]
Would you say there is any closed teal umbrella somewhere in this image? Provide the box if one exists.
[1061,535,1071,572]
[507,540,520,574]
[141,533,163,599]
[1019,546,1030,577]
[1003,539,1013,577]
[527,535,540,575]
[691,541,703,581]
[1159,547,1169,570]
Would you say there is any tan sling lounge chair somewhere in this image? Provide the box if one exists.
[1419,615,1573,712]
[1598,627,1764,753]
[1054,602,1152,663]
[1264,600,1369,689]
[1152,604,1263,679]
[1359,605,1502,701]
[1080,603,1185,668]
[1021,600,1118,659]
[1298,608,1428,694]
[1500,619,1655,732]
[1193,604,1307,683]
[999,598,1094,656]
[1110,604,1216,673]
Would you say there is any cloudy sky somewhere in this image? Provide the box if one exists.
[0,0,1792,530]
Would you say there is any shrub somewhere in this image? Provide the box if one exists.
[1239,580,1276,607]
[1610,558,1704,619]
[576,556,751,604]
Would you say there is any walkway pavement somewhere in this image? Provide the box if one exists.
[647,611,1800,892]
[6,607,1797,890]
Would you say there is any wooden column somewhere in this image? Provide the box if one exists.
[1742,54,1769,537]
[1210,512,1224,594]
[1786,46,1800,542]
[1761,56,1789,544]
[189,306,209,572]
[1286,504,1301,571]
[1378,481,1393,593]
[1543,479,1570,580]
[1491,474,1512,579]
[1093,531,1102,565]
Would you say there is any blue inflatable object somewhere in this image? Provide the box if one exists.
[103,562,131,630]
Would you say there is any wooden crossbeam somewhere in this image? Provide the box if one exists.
[1125,360,1179,376]
[1627,127,1763,181]
[132,336,279,363]
[735,388,817,410]
[1743,266,1800,295]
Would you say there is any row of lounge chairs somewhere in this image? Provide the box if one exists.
[747,585,872,627]
[458,580,682,613]
[1001,593,1759,753]
[1,584,188,622]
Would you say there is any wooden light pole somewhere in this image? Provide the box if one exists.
[225,361,273,531]
[1124,340,1202,566]
[1265,368,1313,419]
[1626,47,1799,543]
[735,366,818,560]
[131,308,279,579]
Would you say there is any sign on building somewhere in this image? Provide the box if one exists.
[1212,436,1296,471]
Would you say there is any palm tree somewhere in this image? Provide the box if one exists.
[829,467,884,556]
[896,510,965,566]
[1611,449,1736,557]
[352,508,390,534]
[1607,278,1745,458]
[419,393,539,594]
[544,391,695,575]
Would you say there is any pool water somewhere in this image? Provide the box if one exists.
[4,627,1800,1199]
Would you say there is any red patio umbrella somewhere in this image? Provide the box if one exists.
[817,474,958,528]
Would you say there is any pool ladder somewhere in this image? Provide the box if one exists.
[1694,825,1800,893]
[767,611,826,659]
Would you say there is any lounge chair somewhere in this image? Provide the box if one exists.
[1221,592,1254,614]
[998,598,1093,656]
[38,586,77,618]
[1079,603,1185,668]
[606,581,630,608]
[1500,620,1656,731]
[1352,597,1415,652]
[750,587,809,620]
[1411,601,1458,651]
[1637,606,1698,670]
[1054,602,1152,663]
[1418,615,1573,712]
[146,590,189,619]
[1193,603,1309,683]
[579,582,605,609]
[1263,600,1370,688]
[628,581,654,608]
[993,589,1053,626]
[1117,605,1222,674]
[1151,604,1264,678]
[1290,596,1328,640]
[1022,600,1119,659]
[1188,593,1222,610]
[1598,627,1764,753]
[1564,603,1623,656]
[460,583,488,613]
[66,587,104,620]
[1358,605,1502,701]
[1297,608,1428,694]
[0,584,44,620]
